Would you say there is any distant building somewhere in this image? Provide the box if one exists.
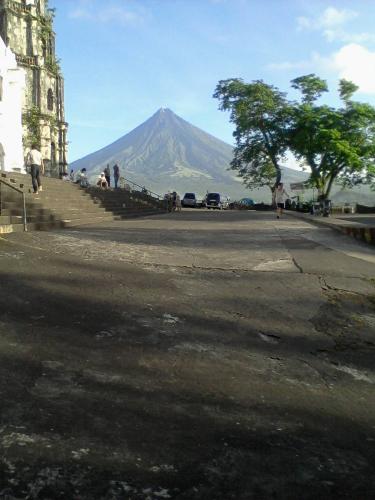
[0,0,68,177]
[0,34,25,172]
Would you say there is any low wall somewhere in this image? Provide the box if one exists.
[340,226,375,245]
[357,204,375,214]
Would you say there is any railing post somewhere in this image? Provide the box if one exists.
[22,192,27,232]
[0,179,28,232]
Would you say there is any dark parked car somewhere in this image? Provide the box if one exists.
[206,193,230,209]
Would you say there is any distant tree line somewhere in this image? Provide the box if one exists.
[214,74,375,201]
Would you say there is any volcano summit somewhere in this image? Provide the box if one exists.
[70,108,255,199]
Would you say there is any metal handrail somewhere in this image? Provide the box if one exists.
[0,179,27,232]
[120,176,162,200]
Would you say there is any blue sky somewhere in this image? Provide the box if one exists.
[50,0,375,164]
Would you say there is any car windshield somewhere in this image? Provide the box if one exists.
[184,193,195,199]
[207,193,220,201]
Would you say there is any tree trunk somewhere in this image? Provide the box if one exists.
[270,185,276,207]
[324,174,336,200]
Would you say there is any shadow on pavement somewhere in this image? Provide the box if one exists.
[0,247,375,498]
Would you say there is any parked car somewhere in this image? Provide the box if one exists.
[182,193,197,207]
[239,197,254,206]
[238,197,255,209]
[206,193,230,209]
[196,197,206,208]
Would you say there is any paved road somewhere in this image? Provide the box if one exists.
[0,210,375,499]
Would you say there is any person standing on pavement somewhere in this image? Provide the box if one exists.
[176,193,182,212]
[172,191,177,211]
[26,144,44,194]
[104,164,111,187]
[113,164,120,189]
[275,182,290,219]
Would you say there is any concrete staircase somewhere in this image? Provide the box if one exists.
[0,172,166,233]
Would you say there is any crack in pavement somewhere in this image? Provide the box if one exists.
[292,257,303,273]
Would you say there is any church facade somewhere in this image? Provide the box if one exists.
[0,33,25,172]
[0,0,68,177]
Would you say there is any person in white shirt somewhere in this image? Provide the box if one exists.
[78,168,89,188]
[275,182,290,219]
[97,172,108,189]
[26,144,44,194]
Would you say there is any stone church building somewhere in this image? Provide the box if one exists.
[0,33,25,172]
[0,0,68,177]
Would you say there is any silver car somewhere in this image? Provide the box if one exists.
[182,193,197,207]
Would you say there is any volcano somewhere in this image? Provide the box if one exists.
[70,108,291,200]
[70,108,374,204]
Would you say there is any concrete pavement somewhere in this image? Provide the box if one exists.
[286,210,375,245]
[0,210,374,499]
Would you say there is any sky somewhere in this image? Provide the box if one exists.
[49,0,375,164]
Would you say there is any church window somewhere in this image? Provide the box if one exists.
[51,141,56,167]
[47,88,54,110]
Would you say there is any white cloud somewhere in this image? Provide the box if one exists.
[267,60,309,71]
[323,29,375,44]
[331,44,375,94]
[69,1,147,26]
[268,43,375,95]
[97,7,140,24]
[266,52,321,72]
[319,7,358,28]
[297,7,358,32]
[69,7,92,20]
[287,6,375,94]
[296,6,375,44]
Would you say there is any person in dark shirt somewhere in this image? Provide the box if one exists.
[113,164,120,189]
[104,164,111,187]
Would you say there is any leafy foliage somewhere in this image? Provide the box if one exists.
[23,107,58,148]
[23,106,42,147]
[291,74,328,104]
[234,160,276,194]
[290,75,375,198]
[214,74,375,200]
[213,79,292,192]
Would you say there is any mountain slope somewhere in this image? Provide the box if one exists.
[70,108,374,204]
[71,108,241,195]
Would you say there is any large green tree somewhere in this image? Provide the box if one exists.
[213,79,291,195]
[234,160,277,197]
[289,75,375,199]
[214,74,375,201]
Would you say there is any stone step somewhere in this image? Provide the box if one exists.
[24,217,117,231]
[1,170,166,232]
[0,215,11,224]
[1,205,158,220]
[2,204,110,216]
[3,175,162,205]
[0,215,26,224]
[1,208,163,233]
[0,224,14,234]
